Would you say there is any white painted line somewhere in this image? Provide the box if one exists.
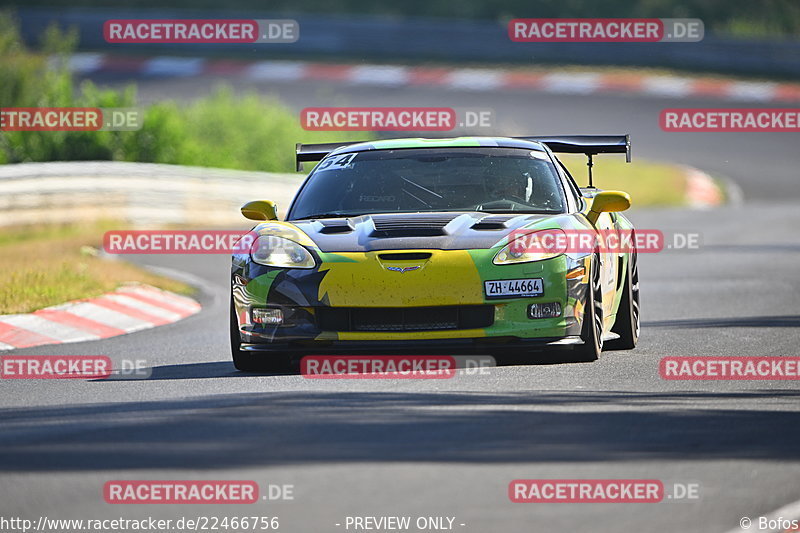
[127,284,200,305]
[57,53,800,104]
[62,301,154,333]
[642,76,695,97]
[726,81,778,102]
[722,497,800,532]
[246,60,306,81]
[0,315,99,343]
[541,73,602,94]
[0,283,200,352]
[348,65,410,86]
[143,57,206,77]
[117,286,201,311]
[446,69,504,91]
[102,294,183,321]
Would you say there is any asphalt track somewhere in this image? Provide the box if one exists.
[1,72,800,533]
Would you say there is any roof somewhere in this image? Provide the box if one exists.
[327,136,548,157]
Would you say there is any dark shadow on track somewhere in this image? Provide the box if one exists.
[102,351,603,381]
[643,315,800,329]
[699,244,800,254]
[1,390,799,471]
[100,362,294,381]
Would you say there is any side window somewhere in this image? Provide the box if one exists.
[555,159,584,212]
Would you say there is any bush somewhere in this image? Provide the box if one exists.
[125,88,349,171]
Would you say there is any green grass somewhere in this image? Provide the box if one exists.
[0,222,195,315]
[561,154,689,207]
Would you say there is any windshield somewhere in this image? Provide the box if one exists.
[288,147,566,219]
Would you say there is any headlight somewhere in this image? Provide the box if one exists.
[250,235,315,268]
[493,229,567,265]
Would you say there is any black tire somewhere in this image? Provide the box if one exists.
[572,255,603,362]
[230,299,292,373]
[608,251,640,350]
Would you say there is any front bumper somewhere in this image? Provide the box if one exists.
[232,250,591,351]
[240,336,584,356]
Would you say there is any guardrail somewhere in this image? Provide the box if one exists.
[15,8,800,78]
[0,162,300,227]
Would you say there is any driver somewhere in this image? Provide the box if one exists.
[489,171,531,203]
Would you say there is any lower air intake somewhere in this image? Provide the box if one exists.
[317,305,494,332]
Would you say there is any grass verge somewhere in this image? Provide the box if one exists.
[0,222,194,315]
[560,154,689,207]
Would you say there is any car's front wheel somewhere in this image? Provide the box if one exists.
[230,299,292,373]
[572,255,603,362]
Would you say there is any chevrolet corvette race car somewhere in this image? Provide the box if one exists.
[230,135,640,372]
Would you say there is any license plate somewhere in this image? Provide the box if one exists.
[484,278,543,298]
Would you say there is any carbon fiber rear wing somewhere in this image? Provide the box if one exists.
[514,135,631,163]
[516,135,630,187]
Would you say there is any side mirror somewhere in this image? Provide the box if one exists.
[241,200,278,221]
[587,191,630,224]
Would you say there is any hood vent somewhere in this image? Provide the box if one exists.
[471,215,515,231]
[371,214,458,237]
[318,219,355,234]
[378,252,432,261]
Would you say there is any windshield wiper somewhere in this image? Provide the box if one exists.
[483,209,562,215]
[401,177,443,198]
[402,188,432,208]
[293,212,358,220]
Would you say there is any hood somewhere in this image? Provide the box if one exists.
[283,212,569,253]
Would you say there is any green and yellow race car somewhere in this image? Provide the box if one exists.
[230,135,640,372]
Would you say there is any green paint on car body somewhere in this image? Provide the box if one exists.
[246,270,281,302]
[365,137,484,150]
[316,252,360,264]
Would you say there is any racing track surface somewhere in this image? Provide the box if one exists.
[1,74,799,533]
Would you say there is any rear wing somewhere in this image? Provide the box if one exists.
[295,135,631,184]
[295,142,355,171]
[514,135,630,163]
[516,135,630,187]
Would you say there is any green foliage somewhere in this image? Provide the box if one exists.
[126,88,351,171]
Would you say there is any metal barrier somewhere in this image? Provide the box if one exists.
[0,162,300,227]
